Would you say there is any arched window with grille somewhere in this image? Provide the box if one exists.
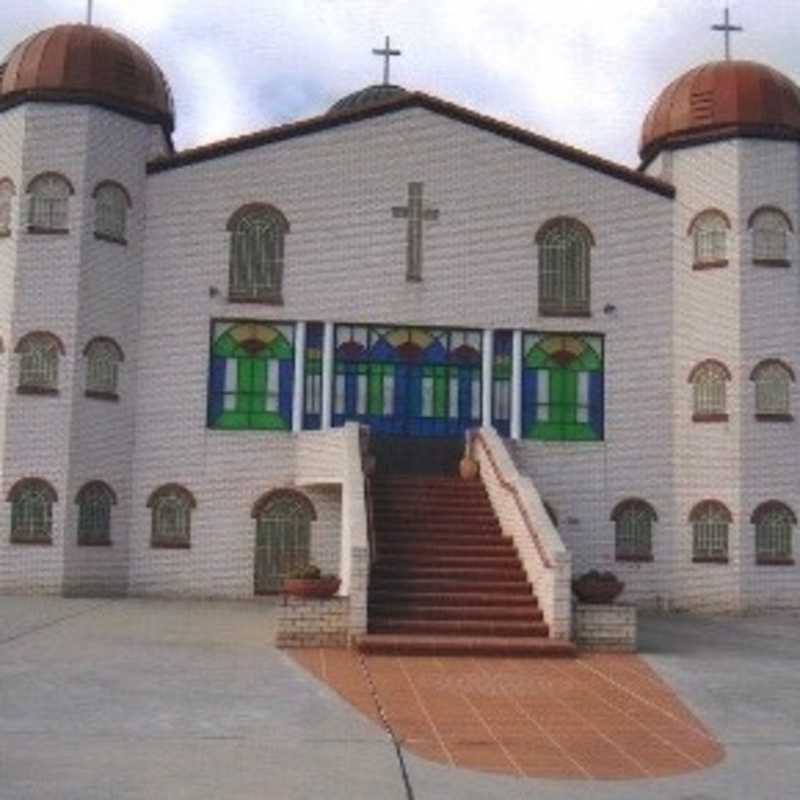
[84,337,124,400]
[690,500,731,563]
[227,203,289,303]
[0,178,16,236]
[689,360,731,421]
[612,499,657,562]
[93,181,131,243]
[752,501,796,565]
[15,332,64,394]
[536,217,593,316]
[147,484,195,549]
[749,206,792,265]
[27,172,74,232]
[76,481,116,546]
[252,489,316,593]
[7,478,57,545]
[689,209,730,268]
[750,359,794,419]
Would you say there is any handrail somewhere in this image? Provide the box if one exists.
[469,430,553,568]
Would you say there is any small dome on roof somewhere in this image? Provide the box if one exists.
[327,83,408,115]
[640,60,800,163]
[0,24,174,133]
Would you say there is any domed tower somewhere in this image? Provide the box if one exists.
[0,24,174,595]
[640,61,800,611]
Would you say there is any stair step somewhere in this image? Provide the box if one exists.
[374,555,520,569]
[377,544,517,558]
[368,618,549,637]
[368,604,544,621]
[354,634,576,658]
[371,565,527,581]
[370,578,531,594]
[369,591,539,607]
[377,528,504,539]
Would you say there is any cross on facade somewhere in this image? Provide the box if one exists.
[711,6,743,60]
[372,36,401,85]
[392,183,439,282]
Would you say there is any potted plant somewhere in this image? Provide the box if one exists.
[283,564,341,598]
[571,569,625,604]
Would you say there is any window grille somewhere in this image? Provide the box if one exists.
[77,482,114,546]
[149,485,194,548]
[28,174,71,231]
[753,503,794,563]
[85,338,123,396]
[94,182,129,242]
[692,211,728,264]
[537,218,592,316]
[691,361,729,417]
[9,479,56,544]
[691,501,730,562]
[752,361,792,416]
[750,208,790,262]
[613,500,656,561]
[228,206,288,301]
[17,333,60,391]
[0,178,14,235]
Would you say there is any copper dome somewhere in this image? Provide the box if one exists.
[0,24,174,133]
[327,84,408,115]
[640,60,800,163]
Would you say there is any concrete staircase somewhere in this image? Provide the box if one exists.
[355,475,576,657]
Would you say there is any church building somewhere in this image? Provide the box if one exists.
[0,21,798,648]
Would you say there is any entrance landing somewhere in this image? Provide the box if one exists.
[291,649,724,780]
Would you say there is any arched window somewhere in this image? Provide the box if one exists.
[690,209,730,267]
[147,484,195,549]
[752,501,796,565]
[690,500,731,563]
[15,332,64,394]
[227,204,289,303]
[252,489,316,593]
[750,359,794,418]
[27,172,73,232]
[0,178,16,236]
[84,337,124,399]
[749,206,792,264]
[76,481,116,546]
[612,499,657,562]
[536,217,593,316]
[7,478,57,544]
[93,181,131,243]
[689,360,731,421]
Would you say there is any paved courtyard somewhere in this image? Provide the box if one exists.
[1,597,799,799]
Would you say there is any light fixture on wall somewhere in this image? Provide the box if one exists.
[603,303,617,315]
[209,286,219,298]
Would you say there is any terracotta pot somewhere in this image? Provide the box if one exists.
[571,578,624,605]
[284,576,341,598]
[459,456,479,480]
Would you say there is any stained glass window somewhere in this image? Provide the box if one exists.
[613,499,656,561]
[750,207,791,262]
[85,338,123,397]
[227,204,289,302]
[17,332,61,392]
[303,322,324,430]
[692,210,729,265]
[27,173,72,231]
[690,360,730,418]
[94,181,130,242]
[690,501,730,562]
[332,325,482,436]
[0,178,15,236]
[751,360,793,417]
[753,501,795,564]
[208,321,294,430]
[76,481,115,546]
[492,330,512,436]
[8,478,56,544]
[537,218,593,316]
[148,484,195,548]
[521,334,603,441]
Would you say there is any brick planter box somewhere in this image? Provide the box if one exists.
[275,595,350,648]
[574,604,637,652]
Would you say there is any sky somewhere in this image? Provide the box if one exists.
[3,0,800,166]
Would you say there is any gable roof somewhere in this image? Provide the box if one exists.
[147,91,675,198]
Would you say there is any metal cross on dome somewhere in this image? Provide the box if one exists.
[711,6,743,61]
[372,36,401,85]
